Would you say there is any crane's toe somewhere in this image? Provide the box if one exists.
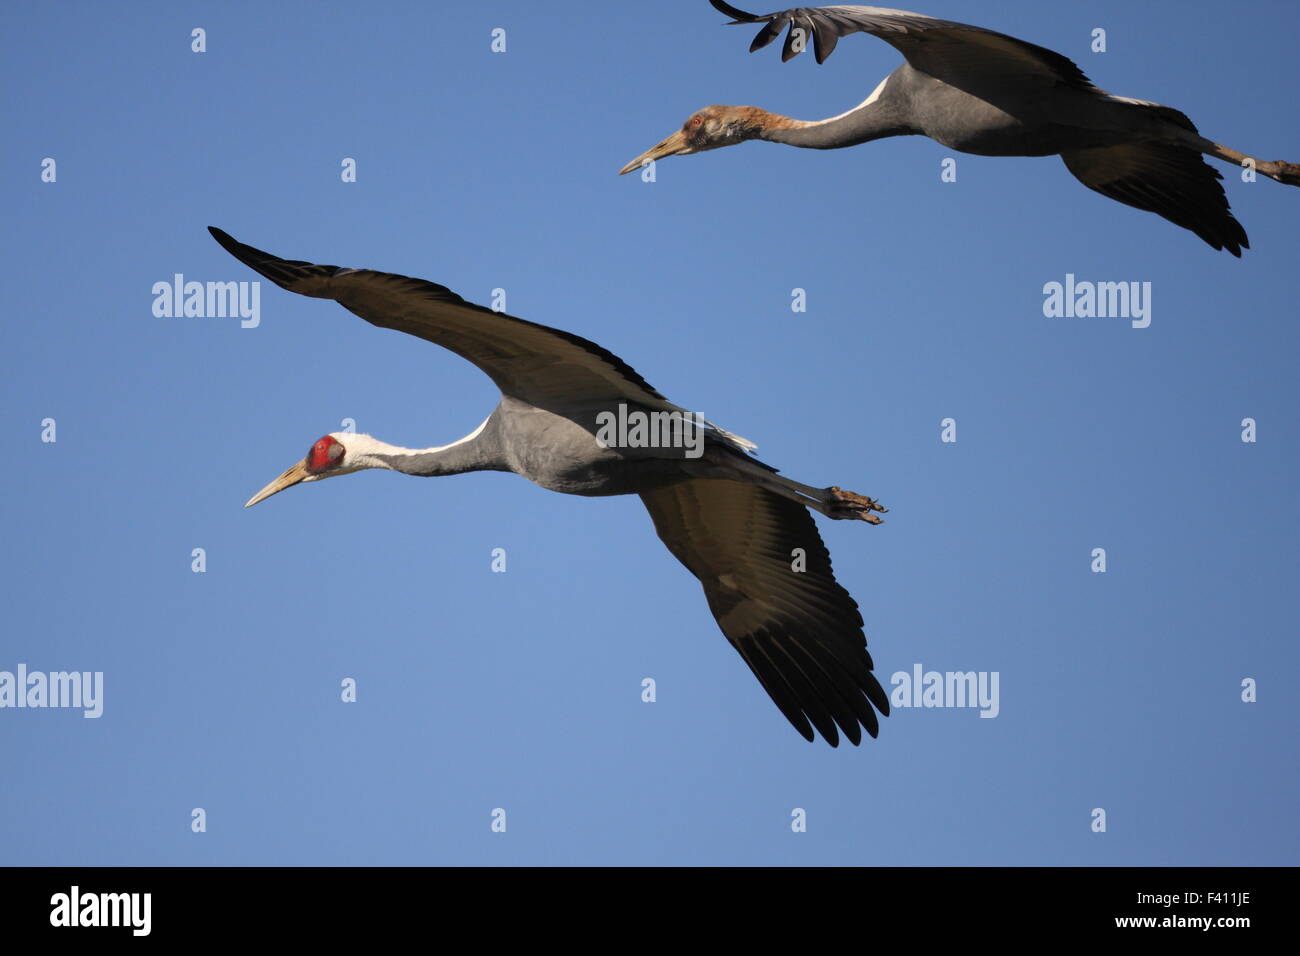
[1268,160,1300,186]
[827,487,887,522]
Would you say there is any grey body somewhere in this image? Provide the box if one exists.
[772,59,1186,157]
[807,63,1158,157]
[485,397,775,497]
[211,227,889,746]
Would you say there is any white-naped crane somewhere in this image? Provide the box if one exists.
[211,227,890,746]
[620,1,1300,255]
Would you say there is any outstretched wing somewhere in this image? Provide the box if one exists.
[709,1,1100,93]
[641,477,888,746]
[211,227,676,414]
[1061,144,1249,256]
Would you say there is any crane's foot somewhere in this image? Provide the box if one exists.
[1263,160,1300,186]
[827,487,887,523]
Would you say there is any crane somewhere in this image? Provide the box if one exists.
[210,226,891,746]
[619,1,1300,255]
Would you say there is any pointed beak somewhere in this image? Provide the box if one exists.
[245,460,311,508]
[619,130,690,175]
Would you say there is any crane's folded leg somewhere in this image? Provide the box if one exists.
[696,450,887,523]
[744,466,887,523]
[1202,140,1300,185]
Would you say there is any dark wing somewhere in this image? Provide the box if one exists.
[1061,145,1248,255]
[209,227,673,411]
[641,478,888,746]
[709,1,1100,93]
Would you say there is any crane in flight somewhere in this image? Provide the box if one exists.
[620,1,1300,255]
[210,227,890,746]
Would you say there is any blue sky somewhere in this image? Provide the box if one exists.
[2,0,1295,865]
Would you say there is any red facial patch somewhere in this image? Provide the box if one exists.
[306,435,344,473]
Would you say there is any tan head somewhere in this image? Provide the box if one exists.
[618,105,772,175]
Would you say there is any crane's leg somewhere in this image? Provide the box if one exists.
[694,453,887,522]
[1194,137,1300,185]
[743,465,887,523]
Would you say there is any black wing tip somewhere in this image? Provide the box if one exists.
[794,674,890,747]
[1067,148,1252,258]
[710,0,761,23]
[1185,209,1249,257]
[780,22,801,62]
[1212,231,1246,256]
[207,225,238,250]
[207,225,267,266]
[1221,222,1249,256]
[712,3,836,64]
[207,226,278,275]
[805,718,878,746]
[207,226,332,289]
